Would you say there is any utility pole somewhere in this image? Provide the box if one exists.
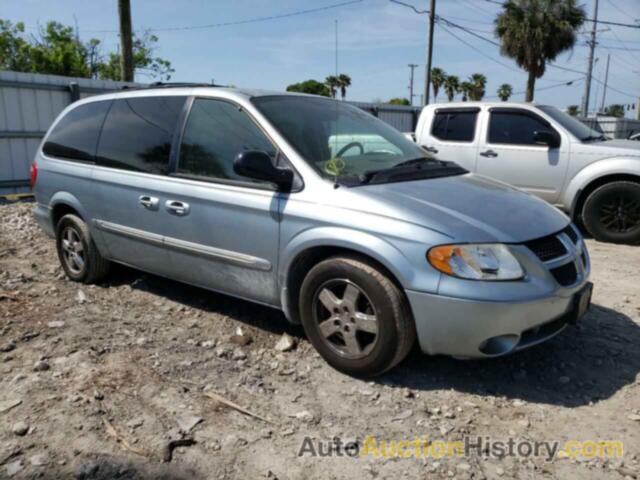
[118,0,134,82]
[581,0,598,117]
[600,53,610,113]
[424,0,436,106]
[408,64,418,106]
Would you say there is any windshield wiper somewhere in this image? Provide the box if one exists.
[358,157,466,185]
[581,134,608,142]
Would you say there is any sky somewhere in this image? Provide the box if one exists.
[2,0,639,116]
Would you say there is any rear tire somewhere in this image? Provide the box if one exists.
[582,181,640,244]
[299,255,415,377]
[56,214,110,284]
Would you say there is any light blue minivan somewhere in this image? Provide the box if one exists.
[32,86,592,376]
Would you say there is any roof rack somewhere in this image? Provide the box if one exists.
[121,82,223,91]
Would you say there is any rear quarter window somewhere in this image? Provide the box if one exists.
[96,96,185,174]
[430,109,478,142]
[43,101,112,162]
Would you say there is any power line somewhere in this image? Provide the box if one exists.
[63,0,366,33]
[485,77,584,98]
[388,0,427,14]
[605,0,635,18]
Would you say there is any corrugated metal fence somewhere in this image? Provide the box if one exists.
[0,71,141,195]
[0,70,421,195]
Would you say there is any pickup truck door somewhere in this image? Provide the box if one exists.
[476,107,569,203]
[417,107,480,171]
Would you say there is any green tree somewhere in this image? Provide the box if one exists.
[325,75,339,98]
[337,74,351,100]
[459,81,473,102]
[566,105,580,116]
[606,104,625,118]
[97,31,173,81]
[495,0,585,102]
[387,98,411,105]
[468,73,487,101]
[0,20,32,71]
[286,79,331,97]
[26,22,91,77]
[443,75,459,102]
[0,18,173,81]
[497,83,513,101]
[431,67,446,101]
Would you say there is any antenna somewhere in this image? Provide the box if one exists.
[335,19,339,78]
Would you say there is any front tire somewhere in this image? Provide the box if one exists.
[299,256,415,377]
[56,214,110,284]
[582,181,640,244]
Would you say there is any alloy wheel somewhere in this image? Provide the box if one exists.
[312,279,379,359]
[61,226,85,274]
[599,194,640,233]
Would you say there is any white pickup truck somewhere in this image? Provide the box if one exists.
[414,102,640,244]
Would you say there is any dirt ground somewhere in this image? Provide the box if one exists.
[0,200,639,480]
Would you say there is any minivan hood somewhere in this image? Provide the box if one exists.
[350,173,569,243]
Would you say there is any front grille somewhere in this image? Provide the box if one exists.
[550,262,577,286]
[524,234,567,262]
[564,225,578,244]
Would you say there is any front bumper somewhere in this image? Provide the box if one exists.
[406,280,589,358]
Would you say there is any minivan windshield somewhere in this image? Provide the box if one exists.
[252,95,465,185]
[538,105,607,142]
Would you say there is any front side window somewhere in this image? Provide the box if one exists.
[488,110,554,146]
[43,101,111,161]
[251,95,431,180]
[431,109,478,142]
[96,96,185,174]
[177,98,276,183]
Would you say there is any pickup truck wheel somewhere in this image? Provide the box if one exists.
[582,181,640,244]
[299,256,416,377]
[56,214,110,283]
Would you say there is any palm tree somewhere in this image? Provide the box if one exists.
[459,81,473,102]
[468,73,487,101]
[431,67,446,101]
[497,83,513,101]
[443,75,459,102]
[337,74,351,100]
[325,75,339,98]
[495,0,585,102]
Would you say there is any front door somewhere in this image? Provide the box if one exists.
[476,108,569,203]
[159,97,282,305]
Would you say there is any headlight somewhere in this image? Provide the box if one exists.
[427,244,524,280]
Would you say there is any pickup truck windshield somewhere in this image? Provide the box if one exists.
[538,105,605,142]
[252,95,465,184]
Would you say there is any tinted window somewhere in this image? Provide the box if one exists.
[431,110,478,142]
[488,111,551,145]
[96,96,185,173]
[43,101,111,161]
[178,98,275,183]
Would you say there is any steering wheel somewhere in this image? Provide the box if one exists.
[335,141,364,158]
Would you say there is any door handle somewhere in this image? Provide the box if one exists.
[423,145,439,154]
[479,149,498,158]
[138,195,159,210]
[165,200,190,216]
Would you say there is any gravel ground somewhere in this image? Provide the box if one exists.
[0,200,639,480]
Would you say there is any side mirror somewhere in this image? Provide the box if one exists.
[533,130,560,149]
[233,150,293,188]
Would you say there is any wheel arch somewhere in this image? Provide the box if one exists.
[570,172,640,220]
[279,229,415,324]
[49,192,88,228]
